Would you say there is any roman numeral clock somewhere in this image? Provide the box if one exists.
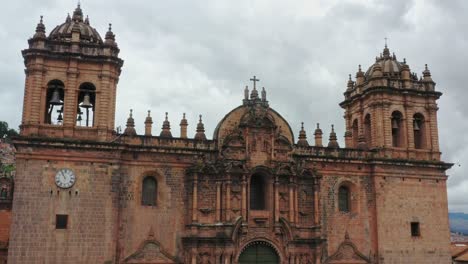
[55,169,76,189]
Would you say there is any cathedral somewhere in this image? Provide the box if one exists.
[6,4,453,264]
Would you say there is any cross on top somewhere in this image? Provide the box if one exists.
[250,76,260,89]
[384,37,388,47]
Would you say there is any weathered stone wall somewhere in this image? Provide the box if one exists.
[373,165,451,264]
[8,146,119,264]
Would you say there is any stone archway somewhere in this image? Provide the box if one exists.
[238,241,279,264]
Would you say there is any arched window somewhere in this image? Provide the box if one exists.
[413,113,425,149]
[142,176,157,206]
[338,186,350,212]
[352,119,359,148]
[45,80,65,125]
[76,82,96,127]
[250,174,265,210]
[391,111,404,147]
[364,114,372,145]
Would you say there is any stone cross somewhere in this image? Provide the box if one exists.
[250,76,260,90]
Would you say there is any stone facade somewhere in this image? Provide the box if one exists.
[7,5,452,264]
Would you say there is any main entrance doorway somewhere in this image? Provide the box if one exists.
[238,243,279,264]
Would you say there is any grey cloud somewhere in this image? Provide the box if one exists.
[0,0,466,212]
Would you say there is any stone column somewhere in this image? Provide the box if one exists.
[241,174,247,220]
[192,173,198,222]
[382,101,392,147]
[29,58,46,126]
[216,181,221,222]
[225,175,231,221]
[427,105,440,153]
[289,176,295,223]
[64,60,79,137]
[274,175,280,222]
[313,179,320,225]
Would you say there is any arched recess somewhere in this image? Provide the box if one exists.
[336,180,359,214]
[352,119,358,148]
[250,174,266,210]
[238,241,281,264]
[76,82,96,127]
[413,113,426,149]
[141,176,158,206]
[391,111,404,147]
[44,80,65,125]
[364,114,371,146]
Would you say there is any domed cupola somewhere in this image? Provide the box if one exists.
[364,44,404,79]
[48,4,103,44]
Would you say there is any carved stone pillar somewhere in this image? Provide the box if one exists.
[313,178,320,226]
[241,174,247,220]
[225,175,231,221]
[216,181,221,222]
[274,175,280,222]
[192,173,198,222]
[289,176,295,223]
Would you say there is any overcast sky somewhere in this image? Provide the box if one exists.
[0,0,466,213]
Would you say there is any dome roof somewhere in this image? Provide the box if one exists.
[365,45,404,78]
[48,5,103,44]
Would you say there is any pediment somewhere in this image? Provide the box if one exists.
[124,240,178,264]
[324,239,370,264]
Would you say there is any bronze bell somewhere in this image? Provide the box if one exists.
[49,88,62,105]
[392,118,399,129]
[81,93,93,108]
[57,109,63,123]
[413,120,420,131]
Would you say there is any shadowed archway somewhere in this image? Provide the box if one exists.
[238,242,279,264]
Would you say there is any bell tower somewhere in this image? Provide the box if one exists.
[340,44,442,161]
[21,4,123,141]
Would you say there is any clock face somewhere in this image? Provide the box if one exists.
[55,168,76,189]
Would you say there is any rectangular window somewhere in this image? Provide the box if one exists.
[56,214,68,229]
[411,222,420,237]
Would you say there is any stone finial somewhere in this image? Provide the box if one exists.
[144,110,153,136]
[327,124,339,148]
[33,15,46,39]
[314,123,323,147]
[160,112,172,138]
[244,86,249,100]
[261,87,267,101]
[84,15,90,25]
[124,109,137,136]
[347,74,354,90]
[180,113,188,139]
[297,122,309,147]
[383,41,390,58]
[423,64,431,77]
[194,115,207,141]
[72,3,84,22]
[105,23,116,46]
[66,13,71,23]
[355,65,365,86]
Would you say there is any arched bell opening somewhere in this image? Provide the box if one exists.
[391,111,404,147]
[44,80,65,125]
[364,114,371,146]
[76,82,96,127]
[413,113,426,149]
